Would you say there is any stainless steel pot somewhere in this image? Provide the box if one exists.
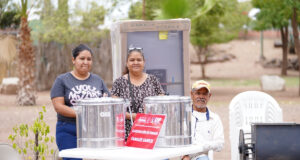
[144,96,192,147]
[74,97,127,148]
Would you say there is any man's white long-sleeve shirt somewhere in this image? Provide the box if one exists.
[191,107,225,158]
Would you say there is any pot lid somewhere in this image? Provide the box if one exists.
[76,97,125,105]
[144,95,182,103]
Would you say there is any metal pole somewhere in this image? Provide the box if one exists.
[260,31,266,60]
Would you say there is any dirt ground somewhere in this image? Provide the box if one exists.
[1,37,300,160]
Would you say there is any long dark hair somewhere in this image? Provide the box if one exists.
[122,48,145,75]
[72,44,93,59]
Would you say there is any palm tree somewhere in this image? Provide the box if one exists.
[17,0,36,106]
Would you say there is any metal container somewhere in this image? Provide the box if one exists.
[74,97,127,148]
[144,96,192,147]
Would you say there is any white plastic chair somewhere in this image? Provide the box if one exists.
[208,150,213,160]
[0,143,21,160]
[229,91,282,160]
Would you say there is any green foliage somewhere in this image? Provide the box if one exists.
[72,2,107,43]
[0,1,21,29]
[57,0,69,28]
[37,0,70,44]
[195,0,219,17]
[77,2,106,29]
[190,0,244,48]
[238,1,252,33]
[190,14,220,47]
[106,0,134,17]
[128,0,160,20]
[284,0,300,22]
[128,1,143,19]
[33,0,107,44]
[160,0,191,19]
[252,0,291,31]
[37,0,54,20]
[8,106,55,160]
[283,76,300,87]
[132,0,193,20]
[284,0,300,9]
[0,9,20,29]
[0,0,9,13]
[20,0,28,18]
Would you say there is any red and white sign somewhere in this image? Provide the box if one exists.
[115,113,125,146]
[126,113,166,149]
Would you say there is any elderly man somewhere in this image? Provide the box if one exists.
[182,80,224,160]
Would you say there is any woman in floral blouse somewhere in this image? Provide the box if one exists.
[111,47,165,140]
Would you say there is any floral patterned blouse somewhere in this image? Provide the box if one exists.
[110,74,165,140]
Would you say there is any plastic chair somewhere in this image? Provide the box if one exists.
[0,143,21,160]
[229,91,282,160]
[208,150,213,160]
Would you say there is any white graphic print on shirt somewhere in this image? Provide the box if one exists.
[69,84,101,105]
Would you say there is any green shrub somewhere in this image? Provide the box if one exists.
[8,106,55,160]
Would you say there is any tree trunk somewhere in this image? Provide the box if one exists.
[142,0,146,20]
[291,7,300,96]
[35,131,39,160]
[202,48,208,79]
[194,46,207,79]
[17,16,36,105]
[280,26,288,76]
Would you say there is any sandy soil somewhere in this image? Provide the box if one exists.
[1,37,300,160]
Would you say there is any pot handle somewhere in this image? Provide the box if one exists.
[124,99,134,125]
